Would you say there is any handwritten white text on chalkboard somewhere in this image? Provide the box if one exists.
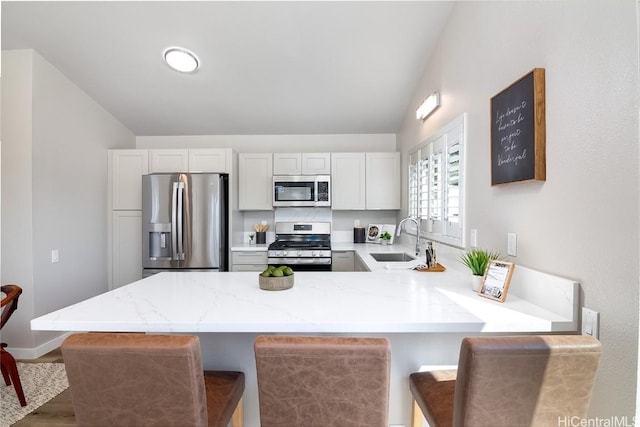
[495,100,528,168]
[498,149,527,166]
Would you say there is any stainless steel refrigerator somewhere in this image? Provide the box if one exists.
[142,173,228,276]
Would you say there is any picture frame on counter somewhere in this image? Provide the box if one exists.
[366,224,381,242]
[366,224,397,244]
[479,260,515,302]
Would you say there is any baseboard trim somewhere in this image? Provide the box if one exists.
[7,332,74,360]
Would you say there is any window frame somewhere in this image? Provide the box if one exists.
[407,113,467,248]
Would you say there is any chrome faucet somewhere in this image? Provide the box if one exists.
[396,217,422,256]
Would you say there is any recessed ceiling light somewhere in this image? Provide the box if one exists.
[163,47,200,73]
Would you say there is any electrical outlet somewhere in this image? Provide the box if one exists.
[470,229,478,247]
[51,249,59,263]
[582,307,600,339]
[507,232,517,256]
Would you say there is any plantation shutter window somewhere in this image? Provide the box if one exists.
[408,150,419,219]
[405,113,466,247]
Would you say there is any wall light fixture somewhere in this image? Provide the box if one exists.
[416,92,440,120]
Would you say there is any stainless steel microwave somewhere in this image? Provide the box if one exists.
[273,175,331,207]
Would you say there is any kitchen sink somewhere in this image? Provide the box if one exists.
[370,252,417,262]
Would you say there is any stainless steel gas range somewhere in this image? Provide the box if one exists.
[267,222,332,271]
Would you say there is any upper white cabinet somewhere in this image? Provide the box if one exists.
[149,148,230,173]
[273,153,330,175]
[331,153,366,210]
[189,148,230,173]
[273,153,301,175]
[331,152,400,210]
[365,152,401,210]
[302,153,331,174]
[149,149,189,173]
[239,153,273,210]
[110,149,149,210]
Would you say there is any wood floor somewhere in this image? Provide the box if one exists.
[14,349,76,426]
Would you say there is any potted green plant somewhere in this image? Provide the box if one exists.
[459,248,502,291]
[380,231,392,244]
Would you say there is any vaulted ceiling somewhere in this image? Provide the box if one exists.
[2,1,454,135]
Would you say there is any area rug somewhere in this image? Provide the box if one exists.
[0,362,68,427]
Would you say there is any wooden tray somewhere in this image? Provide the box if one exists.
[416,263,446,272]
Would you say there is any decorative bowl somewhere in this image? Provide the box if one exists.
[259,273,294,291]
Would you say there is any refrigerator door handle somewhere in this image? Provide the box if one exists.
[171,182,179,261]
[177,182,185,260]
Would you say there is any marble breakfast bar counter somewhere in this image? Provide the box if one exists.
[31,268,579,426]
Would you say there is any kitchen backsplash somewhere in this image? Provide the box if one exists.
[239,209,398,244]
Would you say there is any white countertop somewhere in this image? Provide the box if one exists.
[31,260,577,333]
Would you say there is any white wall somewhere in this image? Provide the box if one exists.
[1,50,136,355]
[397,1,639,419]
[1,50,36,349]
[136,133,396,152]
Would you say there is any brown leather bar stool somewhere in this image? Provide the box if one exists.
[62,333,244,427]
[1,284,26,407]
[409,335,602,427]
[254,335,391,427]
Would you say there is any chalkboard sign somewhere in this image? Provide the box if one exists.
[490,68,546,185]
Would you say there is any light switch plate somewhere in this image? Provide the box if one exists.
[507,232,517,256]
[470,229,478,247]
[51,249,59,263]
[582,307,600,338]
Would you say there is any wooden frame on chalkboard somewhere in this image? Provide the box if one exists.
[490,68,546,186]
[479,260,514,302]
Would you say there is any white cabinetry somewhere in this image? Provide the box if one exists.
[273,153,330,175]
[331,153,366,210]
[149,149,189,173]
[354,253,370,271]
[332,251,355,271]
[189,148,230,172]
[149,148,230,173]
[231,251,268,272]
[331,152,400,210]
[111,150,149,210]
[112,211,142,288]
[365,152,401,210]
[273,153,301,175]
[239,153,273,210]
[108,149,148,289]
[301,153,331,174]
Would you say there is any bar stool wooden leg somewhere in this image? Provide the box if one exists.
[231,397,243,427]
[411,398,423,427]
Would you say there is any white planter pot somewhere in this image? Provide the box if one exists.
[471,275,483,292]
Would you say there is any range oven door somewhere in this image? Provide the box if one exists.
[268,257,332,272]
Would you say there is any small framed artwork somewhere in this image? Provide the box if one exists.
[479,261,515,302]
[366,224,381,242]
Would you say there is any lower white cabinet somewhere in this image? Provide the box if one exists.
[231,251,268,272]
[112,211,142,288]
[354,253,370,271]
[332,251,355,271]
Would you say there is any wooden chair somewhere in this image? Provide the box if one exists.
[409,335,602,427]
[1,284,26,407]
[254,335,391,427]
[61,333,244,427]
